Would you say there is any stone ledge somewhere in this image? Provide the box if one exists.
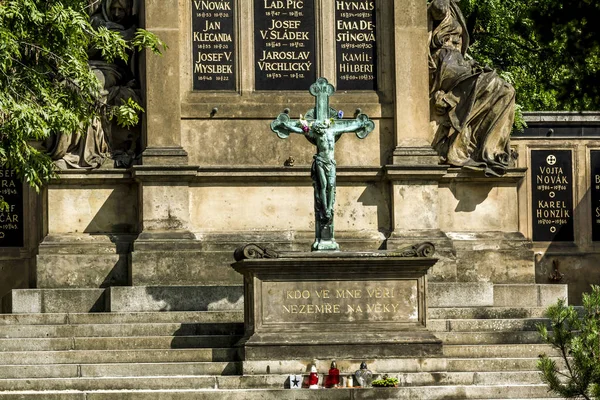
[50,169,133,184]
[194,166,383,183]
[181,93,391,119]
[385,164,449,180]
[441,168,527,183]
[523,111,600,123]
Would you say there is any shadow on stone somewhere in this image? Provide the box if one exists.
[141,286,244,312]
[83,187,138,234]
[449,181,493,212]
[357,182,392,249]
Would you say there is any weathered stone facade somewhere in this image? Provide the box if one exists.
[3,1,597,309]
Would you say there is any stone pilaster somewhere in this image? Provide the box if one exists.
[386,0,447,253]
[141,0,187,165]
[390,0,437,165]
[386,166,449,252]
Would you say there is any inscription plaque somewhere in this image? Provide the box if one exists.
[335,0,377,91]
[531,150,574,242]
[263,280,418,324]
[591,151,600,241]
[254,0,316,90]
[0,168,23,247]
[192,0,236,90]
[231,252,441,360]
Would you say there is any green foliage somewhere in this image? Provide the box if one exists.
[112,97,144,128]
[372,376,399,387]
[132,29,167,55]
[537,285,600,400]
[458,0,600,111]
[0,0,165,190]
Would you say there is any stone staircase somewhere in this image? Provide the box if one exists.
[0,283,570,399]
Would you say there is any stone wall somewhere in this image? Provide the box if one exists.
[9,2,600,308]
[0,183,43,309]
[514,111,600,304]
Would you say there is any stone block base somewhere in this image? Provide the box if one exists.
[429,283,494,307]
[494,284,568,307]
[232,248,440,361]
[242,357,447,375]
[108,286,243,312]
[429,282,568,308]
[450,232,535,284]
[131,238,242,286]
[130,231,386,287]
[3,289,107,313]
[36,234,133,288]
[241,331,443,360]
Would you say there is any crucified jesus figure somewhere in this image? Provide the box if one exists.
[271,78,375,251]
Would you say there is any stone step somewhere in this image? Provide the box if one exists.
[0,376,218,391]
[493,285,567,307]
[0,356,564,380]
[0,370,550,391]
[428,318,549,332]
[0,335,241,351]
[0,357,565,380]
[243,358,449,375]
[242,355,563,376]
[0,311,244,326]
[0,365,79,379]
[80,361,242,377]
[0,394,83,400]
[0,348,240,365]
[447,357,565,372]
[443,344,558,358]
[396,371,546,386]
[428,307,549,320]
[4,289,107,313]
[108,286,244,312]
[0,385,561,399]
[0,362,241,379]
[429,283,568,308]
[437,331,544,345]
[0,322,244,338]
[429,283,493,307]
[4,286,245,314]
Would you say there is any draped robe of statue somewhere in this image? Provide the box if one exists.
[45,0,141,169]
[428,0,515,177]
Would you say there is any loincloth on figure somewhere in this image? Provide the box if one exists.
[311,155,337,185]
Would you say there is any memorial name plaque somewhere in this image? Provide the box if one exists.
[192,0,236,90]
[0,168,23,247]
[254,0,316,90]
[335,0,377,91]
[591,150,600,241]
[531,150,574,242]
[231,251,441,360]
[262,280,418,324]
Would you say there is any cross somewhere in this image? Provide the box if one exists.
[271,77,375,251]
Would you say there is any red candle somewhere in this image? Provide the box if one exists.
[326,361,340,387]
[309,364,319,389]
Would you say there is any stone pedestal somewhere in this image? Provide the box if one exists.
[231,246,442,361]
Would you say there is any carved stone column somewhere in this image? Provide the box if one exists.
[386,0,448,253]
[141,0,187,165]
[131,0,197,286]
[389,0,437,166]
